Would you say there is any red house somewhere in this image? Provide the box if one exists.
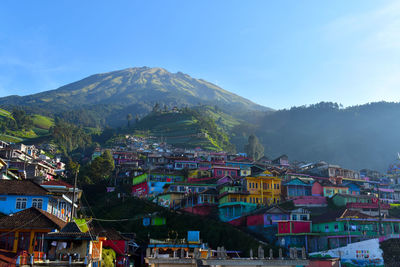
[212,166,240,178]
[276,220,313,251]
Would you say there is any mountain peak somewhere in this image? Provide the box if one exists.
[0,67,271,125]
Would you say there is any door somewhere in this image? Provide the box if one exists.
[17,232,31,252]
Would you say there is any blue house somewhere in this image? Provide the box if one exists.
[343,182,361,195]
[0,180,74,222]
[282,178,312,199]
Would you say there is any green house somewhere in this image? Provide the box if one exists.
[308,209,400,252]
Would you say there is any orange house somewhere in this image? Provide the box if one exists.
[0,207,66,264]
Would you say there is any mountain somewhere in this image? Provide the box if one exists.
[0,67,270,127]
[247,102,400,172]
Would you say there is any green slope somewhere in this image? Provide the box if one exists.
[0,108,54,142]
[134,108,235,152]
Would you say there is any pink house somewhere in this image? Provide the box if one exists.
[212,166,240,178]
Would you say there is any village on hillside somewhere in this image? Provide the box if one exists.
[0,135,400,266]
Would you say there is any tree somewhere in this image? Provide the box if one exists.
[11,109,33,130]
[126,113,133,127]
[244,134,264,160]
[86,150,115,184]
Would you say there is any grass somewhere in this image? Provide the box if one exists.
[0,108,13,119]
[31,114,54,129]
[0,134,23,143]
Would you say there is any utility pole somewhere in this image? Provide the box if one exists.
[71,165,79,221]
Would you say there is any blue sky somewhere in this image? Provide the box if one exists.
[1,0,399,109]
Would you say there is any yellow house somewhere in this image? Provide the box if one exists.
[0,207,66,256]
[245,170,281,205]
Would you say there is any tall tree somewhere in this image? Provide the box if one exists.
[86,150,115,184]
[244,134,264,160]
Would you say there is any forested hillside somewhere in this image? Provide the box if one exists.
[250,102,400,171]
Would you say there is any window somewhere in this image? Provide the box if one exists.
[334,224,339,231]
[325,225,329,232]
[277,184,280,189]
[16,198,27,209]
[300,215,308,221]
[0,197,5,201]
[255,183,258,189]
[274,184,277,189]
[0,232,14,251]
[32,198,43,209]
[292,214,297,220]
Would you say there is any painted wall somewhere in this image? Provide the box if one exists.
[312,182,323,196]
[0,195,49,215]
[309,238,384,267]
[323,186,349,198]
[278,221,311,234]
[132,182,149,197]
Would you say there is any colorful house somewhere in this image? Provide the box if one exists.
[212,166,240,178]
[0,180,75,222]
[157,183,216,210]
[309,209,400,252]
[343,182,361,195]
[271,155,289,167]
[282,178,312,200]
[95,229,135,267]
[45,221,106,266]
[245,170,282,205]
[131,172,184,197]
[218,184,256,222]
[179,188,218,216]
[316,180,349,198]
[174,160,198,170]
[245,206,289,243]
[0,207,66,264]
[276,220,313,251]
